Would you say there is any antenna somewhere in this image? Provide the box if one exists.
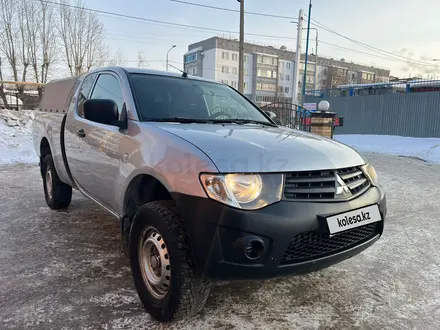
[168,64,188,78]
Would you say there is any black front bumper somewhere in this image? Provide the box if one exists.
[172,185,387,281]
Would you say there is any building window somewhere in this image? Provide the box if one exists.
[222,66,229,73]
[244,69,248,76]
[286,75,290,81]
[232,53,238,61]
[257,55,263,63]
[266,70,272,78]
[285,87,290,93]
[232,67,238,74]
[244,82,248,90]
[222,52,229,60]
[244,55,248,62]
[231,81,237,88]
[272,57,277,65]
[281,62,285,69]
[280,74,284,81]
[286,62,291,69]
[257,69,262,77]
[184,53,197,63]
[256,83,276,91]
[221,80,228,84]
[273,71,277,79]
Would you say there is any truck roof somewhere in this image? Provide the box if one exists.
[94,66,222,84]
[39,66,224,113]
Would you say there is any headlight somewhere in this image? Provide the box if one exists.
[200,173,283,210]
[362,163,379,186]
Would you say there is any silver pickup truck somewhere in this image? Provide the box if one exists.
[32,66,387,322]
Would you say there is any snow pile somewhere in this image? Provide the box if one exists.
[335,134,440,164]
[0,109,38,165]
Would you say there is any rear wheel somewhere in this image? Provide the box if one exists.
[42,154,72,209]
[129,200,211,322]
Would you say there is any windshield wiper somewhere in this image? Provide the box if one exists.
[147,117,210,123]
[211,119,276,127]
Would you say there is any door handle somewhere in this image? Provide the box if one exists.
[77,129,86,138]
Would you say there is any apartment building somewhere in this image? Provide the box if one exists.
[183,36,390,105]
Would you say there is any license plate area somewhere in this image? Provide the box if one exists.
[326,204,382,235]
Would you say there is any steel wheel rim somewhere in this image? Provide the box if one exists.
[138,226,171,299]
[46,168,53,199]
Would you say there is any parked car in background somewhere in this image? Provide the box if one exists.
[32,67,387,322]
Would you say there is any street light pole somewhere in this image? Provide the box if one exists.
[166,45,176,72]
[238,0,245,93]
[310,28,318,93]
[292,10,304,106]
[301,0,312,105]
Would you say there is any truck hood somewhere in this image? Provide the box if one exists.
[146,123,367,173]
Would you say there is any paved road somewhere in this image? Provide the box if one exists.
[1,153,440,329]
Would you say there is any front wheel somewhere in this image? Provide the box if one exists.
[129,200,211,322]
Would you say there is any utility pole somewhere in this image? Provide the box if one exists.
[292,9,304,105]
[301,0,312,104]
[238,0,245,93]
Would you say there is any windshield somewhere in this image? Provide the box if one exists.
[129,73,272,124]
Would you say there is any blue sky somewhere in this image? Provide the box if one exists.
[86,0,440,78]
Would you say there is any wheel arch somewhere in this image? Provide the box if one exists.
[122,173,173,221]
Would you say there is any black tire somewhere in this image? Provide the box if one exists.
[129,200,211,322]
[42,154,72,209]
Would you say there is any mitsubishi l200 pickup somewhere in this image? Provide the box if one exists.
[33,67,387,322]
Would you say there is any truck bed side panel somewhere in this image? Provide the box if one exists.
[32,112,73,186]
[33,75,82,187]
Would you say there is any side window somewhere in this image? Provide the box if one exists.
[90,74,124,115]
[77,73,97,118]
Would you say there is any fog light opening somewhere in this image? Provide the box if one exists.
[244,239,265,260]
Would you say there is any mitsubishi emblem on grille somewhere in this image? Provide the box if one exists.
[335,174,352,197]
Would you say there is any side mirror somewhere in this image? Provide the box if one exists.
[84,99,118,126]
[264,110,277,120]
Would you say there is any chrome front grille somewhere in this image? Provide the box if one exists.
[283,166,371,200]
[337,167,370,195]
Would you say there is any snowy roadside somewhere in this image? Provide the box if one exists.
[335,134,440,164]
[0,109,38,165]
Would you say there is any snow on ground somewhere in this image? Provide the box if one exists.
[0,109,38,165]
[335,134,440,164]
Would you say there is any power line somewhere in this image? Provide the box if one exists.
[168,0,438,69]
[306,16,438,68]
[318,40,426,65]
[170,0,296,20]
[39,0,296,41]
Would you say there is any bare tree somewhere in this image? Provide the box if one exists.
[58,0,108,75]
[0,57,9,108]
[26,0,58,95]
[137,50,146,68]
[0,0,20,82]
[106,48,125,67]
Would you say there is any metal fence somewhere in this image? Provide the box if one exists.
[309,79,440,99]
[0,81,44,110]
[305,91,440,138]
[261,102,313,132]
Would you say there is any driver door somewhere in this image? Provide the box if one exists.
[65,72,125,210]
